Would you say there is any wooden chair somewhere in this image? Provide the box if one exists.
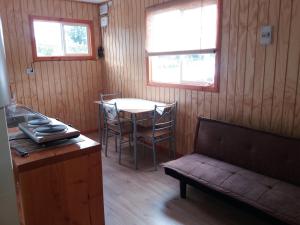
[102,101,133,164]
[136,102,177,170]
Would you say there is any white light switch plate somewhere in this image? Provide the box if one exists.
[26,67,34,76]
[260,25,272,46]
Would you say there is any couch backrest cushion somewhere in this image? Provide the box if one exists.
[194,117,300,186]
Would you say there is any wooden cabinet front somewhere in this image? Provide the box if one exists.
[13,138,104,225]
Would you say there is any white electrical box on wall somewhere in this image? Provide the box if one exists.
[99,3,108,15]
[260,25,272,46]
[100,16,108,28]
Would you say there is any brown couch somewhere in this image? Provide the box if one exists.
[162,117,300,225]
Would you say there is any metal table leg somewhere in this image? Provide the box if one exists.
[133,113,138,170]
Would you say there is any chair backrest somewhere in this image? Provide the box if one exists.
[100,92,121,102]
[102,102,122,132]
[152,102,177,138]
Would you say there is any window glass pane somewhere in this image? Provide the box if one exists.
[34,21,63,56]
[150,53,215,86]
[150,55,181,84]
[181,54,215,85]
[63,25,89,55]
[146,0,217,53]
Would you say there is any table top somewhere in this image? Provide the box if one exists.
[94,98,167,114]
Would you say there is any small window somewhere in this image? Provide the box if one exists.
[29,16,95,61]
[146,0,221,91]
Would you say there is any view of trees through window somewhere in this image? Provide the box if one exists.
[64,25,88,54]
[151,53,216,86]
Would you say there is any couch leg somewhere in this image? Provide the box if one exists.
[180,180,186,199]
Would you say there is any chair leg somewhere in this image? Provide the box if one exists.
[105,129,109,157]
[101,127,104,146]
[118,135,122,164]
[115,135,118,152]
[142,141,145,158]
[102,125,107,145]
[152,142,157,171]
[129,134,132,151]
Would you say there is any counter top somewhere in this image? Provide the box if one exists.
[9,127,100,172]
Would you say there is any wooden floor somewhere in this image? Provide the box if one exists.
[87,133,284,225]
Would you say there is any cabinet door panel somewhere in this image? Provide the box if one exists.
[18,151,104,225]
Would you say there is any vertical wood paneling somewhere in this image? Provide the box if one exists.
[270,0,292,132]
[281,0,300,135]
[191,90,198,146]
[226,0,239,122]
[0,0,103,132]
[293,58,300,137]
[233,0,248,124]
[102,0,300,155]
[242,0,258,127]
[3,0,297,154]
[217,0,231,121]
[251,0,269,129]
[261,0,280,131]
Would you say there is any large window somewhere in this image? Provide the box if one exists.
[29,16,95,61]
[146,0,221,91]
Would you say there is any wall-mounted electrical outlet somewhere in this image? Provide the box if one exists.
[260,25,272,46]
[26,67,34,76]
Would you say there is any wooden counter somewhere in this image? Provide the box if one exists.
[10,130,105,225]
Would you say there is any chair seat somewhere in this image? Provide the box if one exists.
[107,117,132,125]
[107,118,132,135]
[136,117,152,128]
[136,125,171,139]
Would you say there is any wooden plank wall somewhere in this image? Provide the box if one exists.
[0,0,103,132]
[102,0,300,155]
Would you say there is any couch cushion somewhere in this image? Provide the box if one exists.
[163,154,300,225]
